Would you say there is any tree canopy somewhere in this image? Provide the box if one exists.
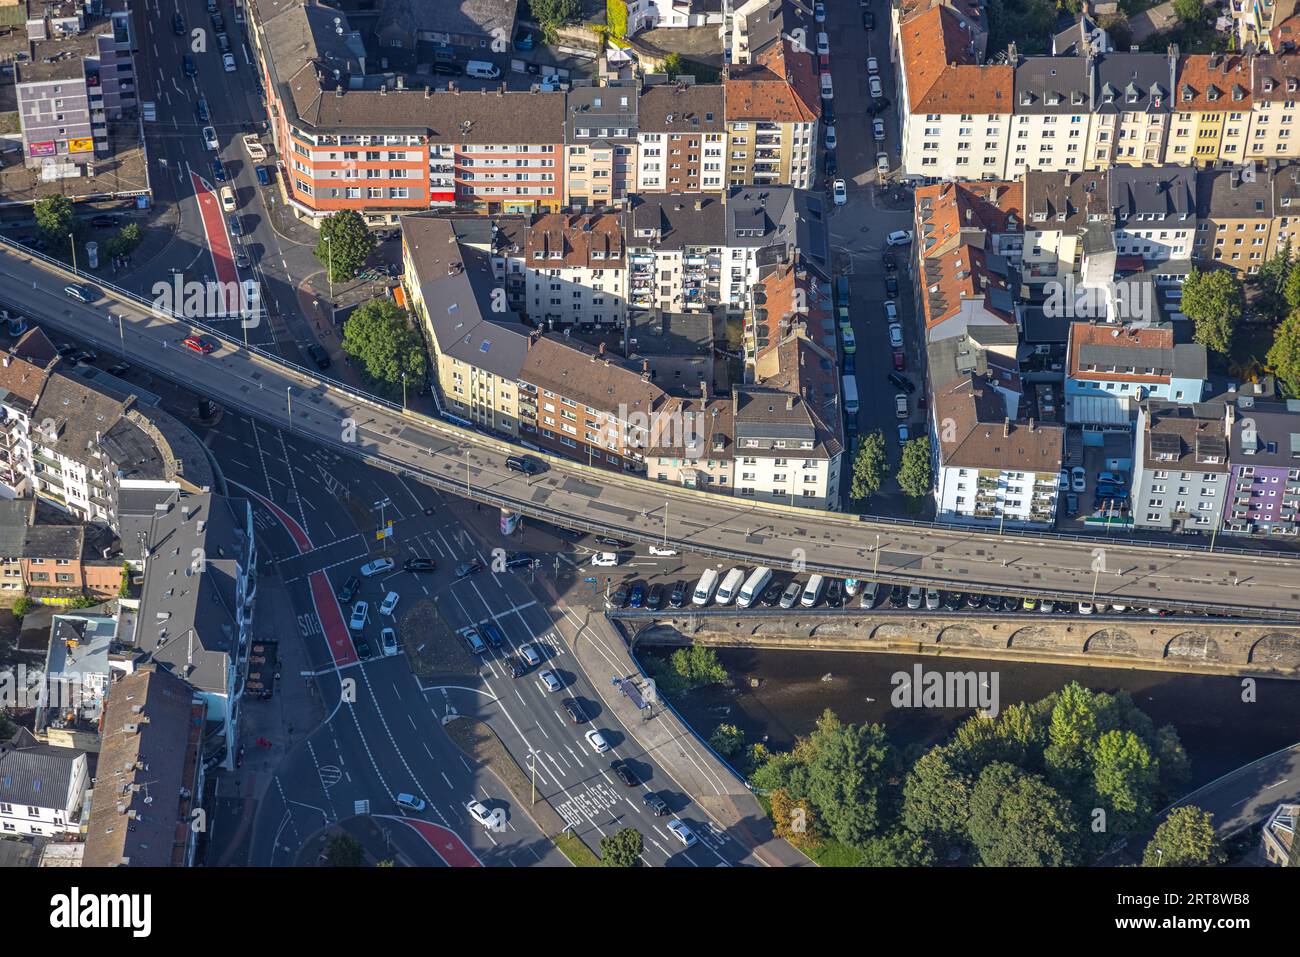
[968,762,1080,866]
[315,210,376,283]
[599,828,643,867]
[850,430,889,502]
[1267,310,1300,396]
[340,297,426,398]
[34,195,78,256]
[1142,806,1226,867]
[1180,268,1242,355]
[896,435,932,499]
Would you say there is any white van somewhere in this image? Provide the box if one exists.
[466,60,501,79]
[692,568,721,606]
[801,574,826,607]
[736,567,773,609]
[715,568,747,606]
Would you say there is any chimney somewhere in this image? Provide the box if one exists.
[1028,417,1036,431]
[425,86,431,98]
[785,395,794,411]
[1,355,9,367]
[700,378,709,404]
[1003,418,1011,436]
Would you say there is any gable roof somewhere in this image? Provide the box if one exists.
[899,6,1012,115]
[1176,54,1252,110]
[916,180,1024,257]
[934,374,1063,472]
[0,728,81,811]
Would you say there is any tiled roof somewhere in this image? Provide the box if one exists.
[1140,401,1230,472]
[725,35,821,123]
[919,243,1015,335]
[520,335,668,418]
[934,374,1063,472]
[1024,170,1110,232]
[899,6,1011,115]
[524,212,625,269]
[1175,54,1252,110]
[0,351,50,413]
[639,82,725,133]
[1253,54,1300,99]
[1068,322,1176,383]
[916,181,1023,258]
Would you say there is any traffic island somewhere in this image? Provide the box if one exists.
[402,598,479,680]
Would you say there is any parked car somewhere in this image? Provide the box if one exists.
[211,158,226,183]
[255,165,272,187]
[889,371,914,393]
[647,583,665,610]
[779,580,803,609]
[202,125,218,150]
[886,230,913,247]
[889,585,907,608]
[862,10,875,29]
[833,178,847,205]
[895,393,909,418]
[869,75,883,98]
[824,125,837,150]
[379,591,400,617]
[348,601,368,631]
[826,578,843,607]
[867,56,879,74]
[669,581,687,608]
[885,274,899,297]
[629,581,646,608]
[892,350,906,371]
[897,423,910,445]
[607,582,631,609]
[907,587,923,610]
[220,186,237,212]
[1071,466,1087,492]
[888,323,903,348]
[381,627,398,656]
[872,118,886,142]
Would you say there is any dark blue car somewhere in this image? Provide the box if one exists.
[255,165,271,187]
[629,582,645,608]
[212,158,226,182]
[481,622,504,647]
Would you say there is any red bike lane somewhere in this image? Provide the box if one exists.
[190,168,240,315]
[396,818,482,867]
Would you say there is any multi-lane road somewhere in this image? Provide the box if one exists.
[8,246,1300,619]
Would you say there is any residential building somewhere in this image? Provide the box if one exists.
[746,258,836,375]
[1260,802,1299,865]
[1109,165,1197,263]
[1223,398,1300,537]
[523,212,627,328]
[1232,0,1298,53]
[82,667,206,867]
[917,243,1019,344]
[1194,165,1276,274]
[374,0,516,54]
[1273,160,1300,250]
[627,192,726,312]
[1085,52,1175,170]
[0,728,88,837]
[0,500,30,597]
[645,395,735,492]
[931,373,1064,527]
[1022,169,1111,288]
[627,0,724,32]
[624,308,721,398]
[564,80,639,208]
[914,180,1024,264]
[637,79,726,192]
[1009,54,1091,177]
[1132,400,1230,532]
[1066,322,1208,440]
[1249,55,1300,161]
[36,611,126,749]
[722,185,829,306]
[0,331,56,499]
[1166,54,1252,167]
[21,519,122,602]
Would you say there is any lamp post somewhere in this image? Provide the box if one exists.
[401,371,407,412]
[117,313,126,358]
[68,233,76,274]
[465,448,471,499]
[286,385,293,432]
[872,533,881,579]
[323,234,333,304]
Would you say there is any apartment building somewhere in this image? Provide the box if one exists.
[1194,166,1277,274]
[401,215,530,435]
[1066,322,1207,439]
[1273,161,1300,250]
[1022,170,1111,288]
[36,611,123,747]
[1009,55,1091,177]
[1132,400,1230,532]
[374,0,516,53]
[0,728,88,837]
[624,309,720,398]
[630,0,724,32]
[1086,52,1175,170]
[722,185,829,306]
[0,332,56,500]
[627,192,726,313]
[82,667,206,868]
[746,258,836,375]
[1249,55,1300,161]
[1109,166,1197,263]
[15,0,137,171]
[1164,54,1253,168]
[931,373,1064,527]
[1223,398,1300,537]
[1232,0,1298,52]
[637,80,726,192]
[894,1,1012,180]
[564,81,639,208]
[0,500,29,598]
[915,180,1024,264]
[21,520,122,602]
[917,243,1019,344]
[523,212,627,328]
[645,396,735,491]
[725,0,820,189]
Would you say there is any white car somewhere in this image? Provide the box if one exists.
[379,590,400,617]
[886,230,913,247]
[867,56,880,74]
[1078,601,1095,615]
[869,75,883,98]
[666,818,697,847]
[466,799,494,828]
[925,588,941,611]
[833,178,847,205]
[381,626,398,656]
[360,557,395,577]
[348,601,368,631]
[814,1,826,22]
[883,300,899,321]
[895,393,908,418]
[825,125,837,150]
[202,126,219,151]
[584,729,609,753]
[222,52,237,72]
[876,153,890,176]
[396,792,425,812]
[872,119,886,142]
[1071,466,1087,492]
[220,186,237,212]
[539,669,562,692]
[888,323,903,348]
[590,551,619,567]
[648,545,678,557]
[1058,470,1070,491]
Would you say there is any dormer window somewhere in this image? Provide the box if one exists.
[1047,92,1061,105]
[1181,86,1193,102]
[1072,90,1085,105]
[1265,78,1277,92]
[1021,91,1034,106]
[1288,77,1298,93]
[1207,85,1221,101]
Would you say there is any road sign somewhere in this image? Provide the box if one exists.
[583,576,597,583]
[375,521,393,540]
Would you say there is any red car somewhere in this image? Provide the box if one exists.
[892,349,906,371]
[182,336,215,354]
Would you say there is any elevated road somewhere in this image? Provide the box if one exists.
[6,243,1300,619]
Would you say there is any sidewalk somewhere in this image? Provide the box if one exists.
[538,581,811,867]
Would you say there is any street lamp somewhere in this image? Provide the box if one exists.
[68,233,76,273]
[116,313,126,358]
[401,371,407,412]
[285,385,293,432]
[323,234,333,305]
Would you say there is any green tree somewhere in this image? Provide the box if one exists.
[1092,730,1159,836]
[708,723,745,759]
[1252,242,1291,321]
[1285,260,1300,313]
[340,297,426,399]
[11,596,32,618]
[118,562,131,598]
[1142,806,1226,867]
[663,52,684,78]
[529,0,581,29]
[668,644,726,689]
[901,747,972,850]
[858,828,936,867]
[323,833,365,866]
[108,222,144,259]
[750,748,807,797]
[1180,267,1242,355]
[1267,309,1300,396]
[850,430,889,502]
[896,435,931,499]
[1154,724,1192,802]
[1173,0,1203,22]
[605,0,629,40]
[1044,682,1103,798]
[314,210,376,283]
[34,195,78,256]
[968,762,1080,866]
[805,717,893,849]
[599,827,643,866]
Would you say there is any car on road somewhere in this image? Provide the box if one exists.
[182,54,197,78]
[508,656,528,678]
[255,165,272,187]
[202,125,218,150]
[669,581,687,608]
[348,601,368,631]
[211,158,226,182]
[885,274,899,297]
[403,557,435,573]
[862,10,875,29]
[220,186,237,212]
[519,644,542,667]
[876,152,891,177]
[466,800,495,828]
[889,371,915,393]
[454,560,483,578]
[867,56,879,74]
[869,75,883,98]
[173,12,185,34]
[584,729,609,753]
[591,551,620,567]
[779,580,803,609]
[907,587,923,610]
[242,134,268,161]
[824,125,836,150]
[360,557,395,577]
[196,98,210,122]
[814,1,826,22]
[895,393,909,418]
[595,536,631,548]
[872,118,886,142]
[396,793,425,812]
[888,323,903,348]
[227,214,242,238]
[539,669,562,693]
[63,284,98,304]
[381,627,397,656]
[1071,466,1086,492]
[480,622,504,648]
[506,454,545,475]
[832,178,847,205]
[336,576,360,603]
[644,793,670,816]
[182,335,215,354]
[886,230,913,247]
[379,591,399,617]
[108,362,131,376]
[563,698,588,723]
[883,300,899,321]
[89,214,120,229]
[610,760,639,787]
[826,578,843,607]
[667,818,698,847]
[892,350,906,371]
[607,581,631,609]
